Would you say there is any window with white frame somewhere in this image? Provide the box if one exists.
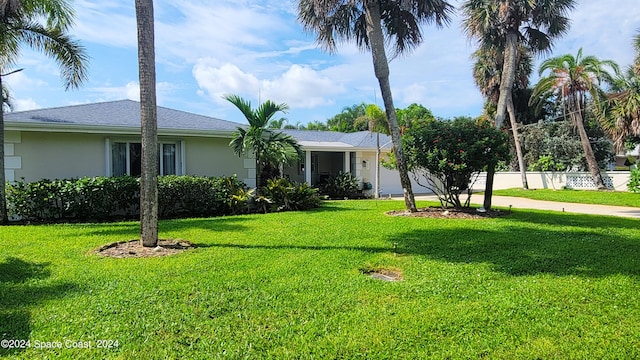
[111,141,181,176]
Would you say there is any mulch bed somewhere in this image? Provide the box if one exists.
[95,239,195,258]
[387,207,509,219]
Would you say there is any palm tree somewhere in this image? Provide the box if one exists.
[225,94,303,191]
[462,0,574,209]
[532,48,619,189]
[472,45,532,189]
[298,0,454,212]
[596,30,640,152]
[355,104,388,198]
[0,0,88,224]
[135,0,158,247]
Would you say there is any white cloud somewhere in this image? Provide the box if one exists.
[88,81,178,105]
[12,98,41,112]
[193,61,344,109]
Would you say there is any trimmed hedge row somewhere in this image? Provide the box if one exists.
[6,175,322,222]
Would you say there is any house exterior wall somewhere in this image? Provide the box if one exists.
[8,131,249,184]
[181,136,247,180]
[13,131,105,182]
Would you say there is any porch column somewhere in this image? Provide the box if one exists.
[344,152,350,173]
[305,150,311,185]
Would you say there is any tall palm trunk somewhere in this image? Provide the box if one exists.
[507,95,528,189]
[570,93,605,189]
[135,0,159,247]
[363,0,416,212]
[0,73,6,223]
[484,30,519,210]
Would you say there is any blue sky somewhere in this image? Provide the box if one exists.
[5,0,640,125]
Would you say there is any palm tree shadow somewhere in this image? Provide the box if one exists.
[0,258,79,356]
[393,225,640,278]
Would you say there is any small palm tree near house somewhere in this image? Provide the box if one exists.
[225,94,304,191]
[355,104,388,198]
[532,48,619,189]
[297,0,455,213]
[0,0,88,224]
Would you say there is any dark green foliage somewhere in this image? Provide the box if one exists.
[261,178,322,211]
[6,175,247,222]
[157,175,247,218]
[7,176,140,221]
[404,118,510,208]
[628,168,640,192]
[522,120,613,171]
[318,171,361,199]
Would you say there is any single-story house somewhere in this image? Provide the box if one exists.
[4,100,427,196]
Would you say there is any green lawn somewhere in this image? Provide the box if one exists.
[1,200,639,359]
[492,188,640,207]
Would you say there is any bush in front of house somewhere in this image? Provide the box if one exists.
[6,175,247,222]
[261,178,322,212]
[403,117,511,209]
[157,175,247,218]
[319,171,360,199]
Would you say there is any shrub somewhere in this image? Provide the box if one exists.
[6,175,247,222]
[319,172,360,199]
[262,178,322,211]
[7,176,139,221]
[628,168,640,193]
[403,118,510,208]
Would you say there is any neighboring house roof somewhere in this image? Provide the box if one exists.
[5,99,391,150]
[282,129,392,150]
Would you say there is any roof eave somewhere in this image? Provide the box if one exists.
[5,122,235,138]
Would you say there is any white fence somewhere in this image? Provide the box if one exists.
[471,171,631,192]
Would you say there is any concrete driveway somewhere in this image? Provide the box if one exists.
[410,194,640,219]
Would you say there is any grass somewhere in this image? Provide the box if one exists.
[1,200,639,359]
[492,188,640,207]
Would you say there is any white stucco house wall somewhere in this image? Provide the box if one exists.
[4,100,423,196]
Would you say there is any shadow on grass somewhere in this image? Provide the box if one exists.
[0,258,79,357]
[504,209,640,231]
[202,242,391,254]
[393,223,640,277]
[84,216,255,238]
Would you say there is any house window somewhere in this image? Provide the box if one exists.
[111,141,179,176]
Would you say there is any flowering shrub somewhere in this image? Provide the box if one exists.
[403,118,510,208]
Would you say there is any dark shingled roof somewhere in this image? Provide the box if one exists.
[5,100,391,149]
[5,99,240,132]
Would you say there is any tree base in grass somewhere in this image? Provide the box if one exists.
[387,207,508,219]
[95,239,195,258]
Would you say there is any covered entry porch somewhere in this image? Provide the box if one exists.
[283,150,371,188]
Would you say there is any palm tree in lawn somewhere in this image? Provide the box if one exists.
[298,0,454,212]
[0,0,88,224]
[532,48,619,189]
[225,94,303,191]
[135,0,159,247]
[472,45,532,189]
[596,30,640,152]
[462,0,574,209]
[355,104,388,198]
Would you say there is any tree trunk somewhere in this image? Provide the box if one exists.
[484,30,518,209]
[135,0,159,247]
[363,0,416,212]
[571,94,606,189]
[495,31,518,129]
[507,95,528,189]
[0,74,7,224]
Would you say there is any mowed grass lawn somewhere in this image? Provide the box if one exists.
[492,188,640,208]
[1,200,639,359]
